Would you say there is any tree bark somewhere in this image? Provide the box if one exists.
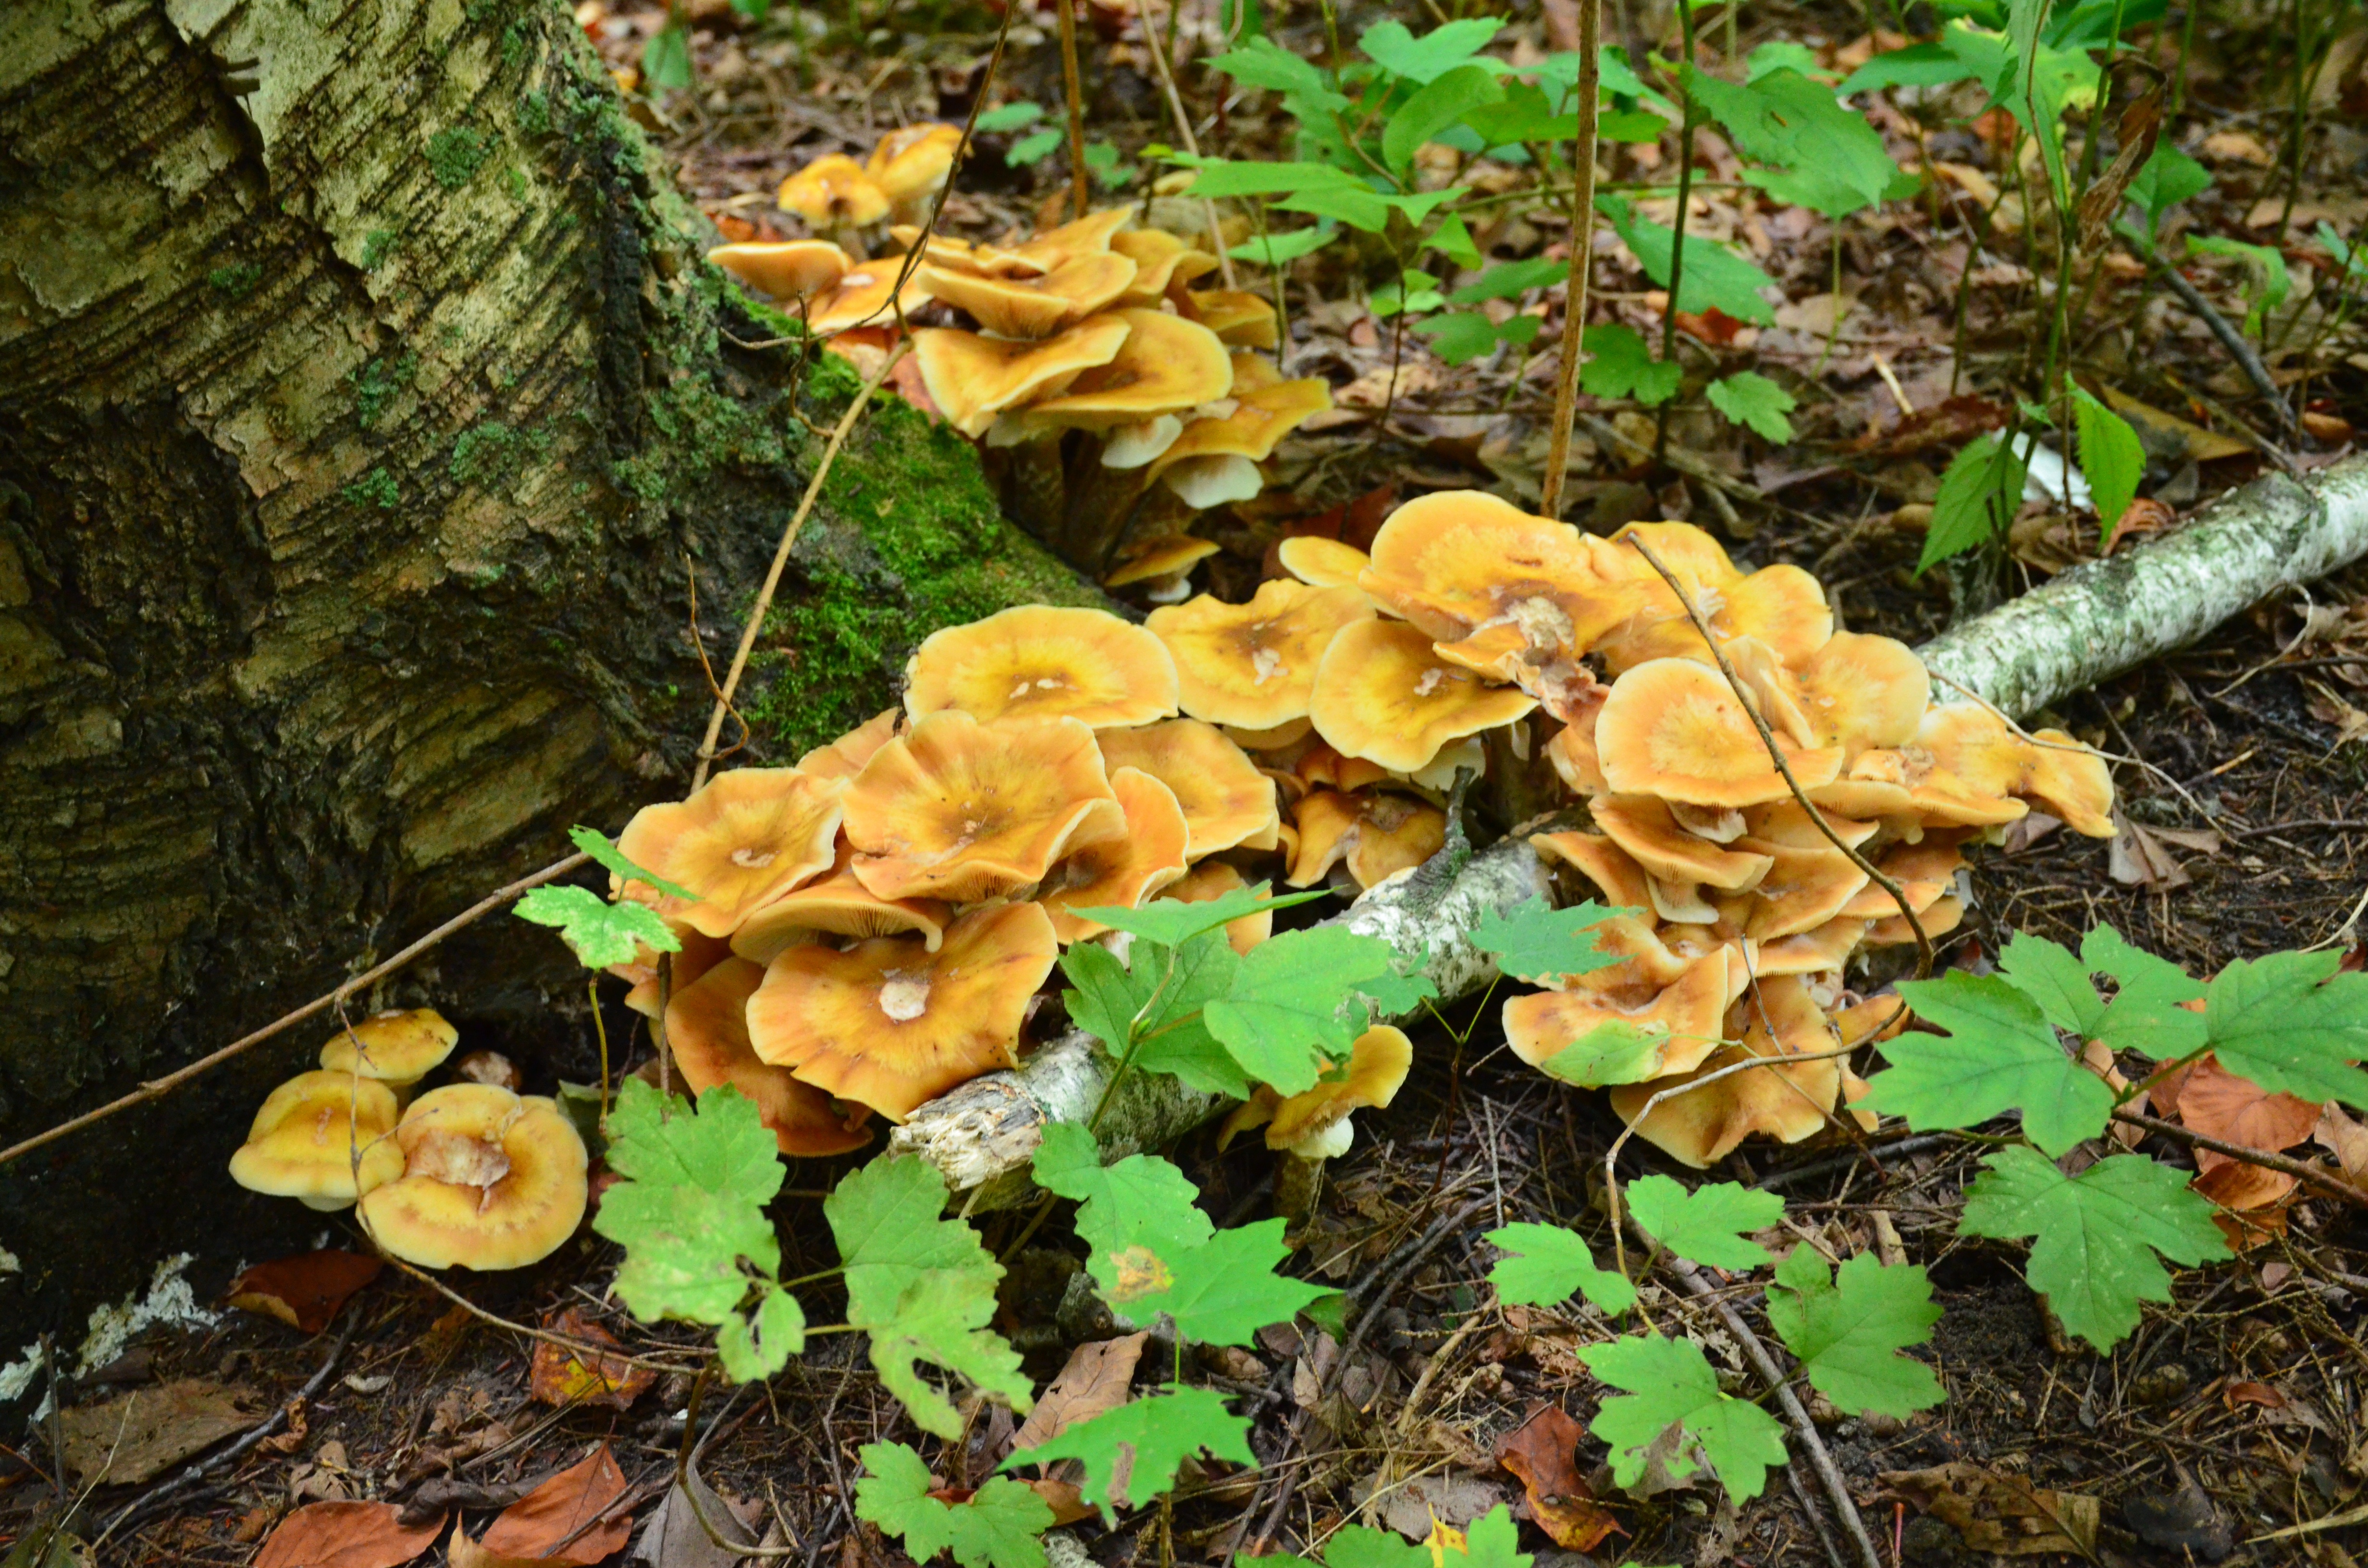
[0,0,1089,1349]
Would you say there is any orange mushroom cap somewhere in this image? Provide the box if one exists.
[888,226,1048,277]
[1224,715,1316,751]
[230,1071,407,1211]
[358,1085,590,1269]
[1147,578,1375,732]
[1010,207,1137,271]
[1294,741,1391,796]
[613,926,734,1020]
[912,319,1133,437]
[1096,718,1281,857]
[1531,829,1653,911]
[1259,1025,1413,1157]
[918,254,1139,339]
[1589,794,1776,892]
[1308,619,1538,774]
[1159,860,1272,954]
[1360,490,1638,648]
[748,902,1059,1120]
[1792,633,1931,752]
[1544,719,1610,797]
[904,605,1179,729]
[1504,944,1751,1079]
[1608,976,1841,1167]
[1104,533,1222,590]
[806,262,936,336]
[1740,797,1880,850]
[867,123,964,223]
[1867,894,1963,949]
[1183,288,1280,348]
[799,709,903,783]
[1285,788,1447,889]
[1276,536,1370,589]
[318,1007,461,1090]
[1807,748,2030,829]
[1146,375,1334,481]
[1021,309,1235,429]
[1737,843,1871,940]
[842,710,1124,902]
[1600,562,1835,672]
[1834,838,1963,921]
[616,768,849,940]
[1111,228,1222,304]
[1914,705,2116,836]
[1040,767,1193,942]
[1833,992,1911,1047]
[1755,917,1868,976]
[729,841,952,963]
[666,957,874,1156]
[779,154,891,228]
[1596,658,1845,807]
[708,240,851,302]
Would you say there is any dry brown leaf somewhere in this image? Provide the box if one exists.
[2194,1158,2300,1250]
[2109,809,2193,890]
[2306,682,2368,746]
[255,1502,445,1568]
[58,1379,260,1484]
[2174,1057,2322,1171]
[2202,130,2277,166]
[2316,1103,2368,1185]
[1010,1333,1147,1454]
[476,1445,632,1566]
[529,1309,654,1410]
[1883,1463,2100,1556]
[1492,1405,1618,1552]
[2225,1381,2289,1411]
[229,1251,384,1335]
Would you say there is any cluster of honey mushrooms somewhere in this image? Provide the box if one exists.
[706,123,1319,571]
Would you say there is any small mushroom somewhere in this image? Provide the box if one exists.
[1308,619,1538,774]
[903,604,1180,729]
[1294,741,1391,796]
[1275,536,1370,590]
[318,1007,461,1096]
[1147,578,1374,733]
[805,263,936,336]
[841,710,1124,902]
[1096,718,1281,857]
[1285,789,1446,890]
[1040,767,1193,943]
[1182,288,1280,348]
[229,1071,406,1212]
[1158,861,1272,954]
[1146,367,1333,510]
[866,123,964,227]
[918,254,1140,339]
[729,842,951,964]
[1110,228,1221,304]
[1503,945,1751,1079]
[1595,658,1844,808]
[912,319,1133,438]
[1104,534,1221,602]
[1607,977,1842,1167]
[778,153,891,248]
[748,902,1060,1120]
[706,239,851,307]
[1223,1025,1411,1222]
[357,1085,590,1270]
[665,956,873,1157]
[616,768,849,939]
[1915,704,2116,836]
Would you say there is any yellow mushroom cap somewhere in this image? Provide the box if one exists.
[1740,798,1880,850]
[1010,207,1137,271]
[904,605,1180,729]
[1504,945,1751,1079]
[616,768,850,939]
[1184,288,1280,348]
[1544,719,1611,797]
[842,710,1124,902]
[665,956,873,1157]
[1263,1025,1413,1157]
[1105,533,1222,589]
[1308,619,1538,774]
[1096,718,1281,857]
[913,319,1133,438]
[778,154,891,227]
[1914,705,2116,836]
[318,1008,461,1089]
[1159,860,1272,954]
[1276,536,1370,589]
[1111,228,1221,304]
[1294,742,1391,796]
[1755,917,1868,976]
[1608,976,1841,1167]
[1041,767,1193,943]
[1596,658,1845,807]
[1791,632,1930,753]
[1546,912,1689,994]
[1737,843,1871,939]
[866,122,964,221]
[1589,794,1776,892]
[1147,578,1374,732]
[1285,788,1448,889]
[1361,490,1642,652]
[1531,830,1653,912]
[708,240,851,302]
[1146,376,1334,483]
[918,254,1139,339]
[729,842,952,964]
[1599,561,1836,673]
[1834,837,1963,921]
[798,708,903,783]
[1022,309,1235,429]
[748,902,1059,1120]
[806,262,936,336]
[888,226,1048,277]
[1868,893,1964,949]
[230,1071,406,1212]
[613,926,734,1020]
[357,1085,589,1270]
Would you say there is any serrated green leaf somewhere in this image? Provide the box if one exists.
[1440,1506,1530,1568]
[1319,1527,1430,1568]
[1006,1387,1252,1517]
[1130,931,1256,1096]
[829,1155,1031,1437]
[1595,194,1777,325]
[1384,64,1505,173]
[1995,925,2206,1061]
[593,1080,783,1326]
[1202,925,1401,1094]
[1917,430,2027,574]
[1457,84,1578,147]
[717,1284,806,1383]
[1625,1175,1783,1268]
[1359,17,1507,82]
[515,884,680,969]
[1074,884,1322,948]
[2205,950,2368,1104]
[1706,372,1798,441]
[2071,387,2145,539]
[1579,1333,1789,1503]
[1413,310,1542,367]
[1959,1146,2230,1351]
[1483,1222,1638,1314]
[1765,1251,1943,1417]
[1685,67,1899,216]
[1034,1125,1215,1300]
[567,824,699,902]
[1579,323,1682,406]
[1118,1218,1330,1346]
[859,1443,1054,1568]
[1859,970,2113,1155]
[1535,1020,1672,1088]
[1469,897,1627,985]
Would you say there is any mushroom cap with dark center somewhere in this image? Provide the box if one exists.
[357,1085,589,1270]
[1361,490,1642,650]
[1039,768,1193,943]
[665,956,873,1156]
[747,902,1059,1120]
[1147,578,1374,732]
[1095,718,1280,857]
[1791,632,1930,753]
[230,1070,407,1211]
[904,605,1180,729]
[616,768,850,939]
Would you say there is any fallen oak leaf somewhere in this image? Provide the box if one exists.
[1007,1334,1147,1457]
[255,1501,445,1568]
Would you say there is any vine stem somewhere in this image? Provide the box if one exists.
[1538,0,1602,522]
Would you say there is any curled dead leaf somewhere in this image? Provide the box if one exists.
[1493,1404,1619,1552]
[1883,1462,2100,1557]
[255,1501,446,1568]
[229,1251,384,1335]
[529,1309,653,1410]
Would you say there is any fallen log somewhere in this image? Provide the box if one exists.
[891,454,2368,1204]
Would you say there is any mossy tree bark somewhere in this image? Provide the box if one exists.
[0,0,1092,1348]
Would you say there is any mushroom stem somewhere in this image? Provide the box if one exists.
[1274,1151,1327,1228]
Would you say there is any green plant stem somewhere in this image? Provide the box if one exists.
[1055,0,1092,220]
[1654,6,1701,469]
[591,976,613,1127]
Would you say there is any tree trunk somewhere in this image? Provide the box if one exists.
[0,0,1091,1351]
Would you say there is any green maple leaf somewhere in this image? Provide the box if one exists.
[593,1080,784,1327]
[1035,1126,1215,1295]
[1705,372,1797,442]
[1535,1020,1671,1088]
[716,1283,805,1383]
[1438,1506,1530,1568]
[1469,897,1627,986]
[515,884,679,969]
[1006,1387,1251,1518]
[1765,1250,1943,1418]
[1318,1528,1428,1568]
[1579,1333,1789,1503]
[828,1155,1032,1437]
[1072,883,1324,948]
[1116,1218,1330,1347]
[1997,926,2207,1060]
[567,823,699,901]
[1060,932,1249,1096]
[1483,1222,1638,1314]
[1579,323,1682,406]
[1625,1176,1782,1269]
[857,1442,1054,1568]
[1202,925,1404,1094]
[1858,970,2113,1155]
[2205,949,2368,1104]
[1959,1146,2230,1352]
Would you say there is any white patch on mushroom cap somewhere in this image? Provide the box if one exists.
[1250,648,1285,684]
[879,971,931,1022]
[408,1128,514,1191]
[731,846,779,869]
[1413,668,1446,698]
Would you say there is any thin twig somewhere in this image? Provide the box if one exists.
[2146,250,2301,442]
[0,852,591,1169]
[1144,0,1238,289]
[690,342,907,790]
[1055,0,1092,221]
[1539,0,1602,522]
[2111,1107,2368,1208]
[380,1257,709,1372]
